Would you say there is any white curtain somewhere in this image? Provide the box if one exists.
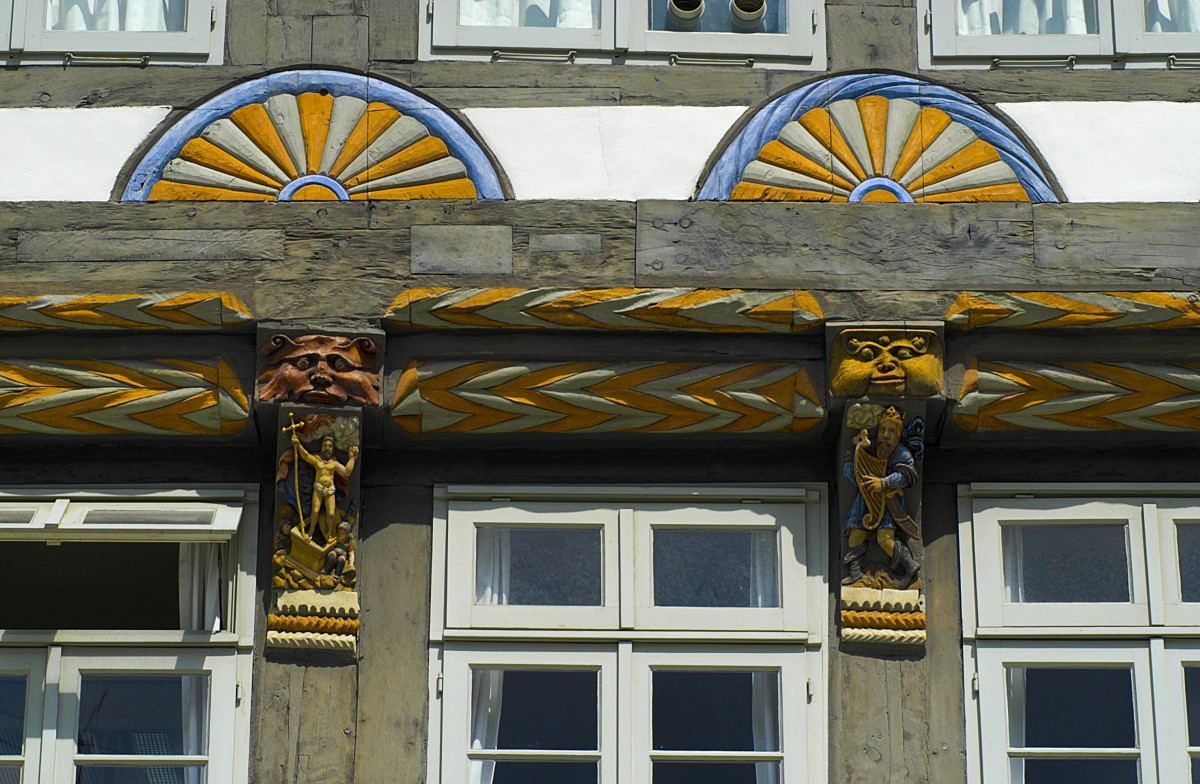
[179,543,222,633]
[470,529,511,784]
[1146,0,1200,31]
[458,0,598,28]
[44,0,187,31]
[957,0,1093,35]
[750,531,780,784]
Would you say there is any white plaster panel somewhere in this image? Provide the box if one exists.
[463,106,747,200]
[0,107,171,201]
[999,102,1200,203]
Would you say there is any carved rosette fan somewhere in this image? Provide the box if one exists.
[731,95,1030,203]
[148,93,478,201]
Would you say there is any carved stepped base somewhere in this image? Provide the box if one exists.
[267,589,359,653]
[839,586,926,647]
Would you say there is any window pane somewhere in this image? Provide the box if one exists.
[458,0,600,29]
[1007,667,1135,748]
[647,0,786,33]
[46,0,189,32]
[1145,2,1200,33]
[9,542,182,629]
[489,762,596,784]
[476,527,602,607]
[0,769,20,784]
[471,669,597,750]
[80,509,215,527]
[77,767,206,784]
[653,529,778,608]
[1192,757,1200,784]
[1011,758,1138,784]
[1178,524,1200,602]
[1187,667,1200,746]
[652,670,778,751]
[654,762,777,784]
[956,0,1098,35]
[77,675,208,756]
[0,676,25,755]
[1002,524,1130,603]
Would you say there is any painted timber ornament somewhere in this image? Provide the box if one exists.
[698,73,1057,203]
[269,408,361,653]
[123,70,504,202]
[259,334,381,406]
[0,292,252,331]
[830,328,942,398]
[947,291,1200,330]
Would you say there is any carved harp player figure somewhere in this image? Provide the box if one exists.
[841,405,922,588]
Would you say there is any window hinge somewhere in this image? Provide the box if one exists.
[236,681,243,705]
[923,6,931,33]
[436,672,444,696]
[210,4,216,28]
[811,9,817,31]
[806,678,813,702]
[971,672,979,697]
[426,0,434,19]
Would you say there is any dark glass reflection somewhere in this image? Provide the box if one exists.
[0,676,25,755]
[77,767,206,784]
[1187,667,1200,747]
[77,675,207,756]
[491,670,598,750]
[492,761,595,784]
[1018,758,1138,784]
[1015,668,1134,748]
[1178,524,1200,603]
[653,530,777,608]
[653,671,775,751]
[654,762,774,784]
[0,767,19,784]
[1004,525,1130,603]
[477,528,602,606]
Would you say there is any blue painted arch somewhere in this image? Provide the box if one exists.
[122,69,506,202]
[696,73,1059,204]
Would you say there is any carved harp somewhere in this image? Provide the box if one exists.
[853,441,891,531]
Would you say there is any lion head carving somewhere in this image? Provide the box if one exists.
[258,334,381,406]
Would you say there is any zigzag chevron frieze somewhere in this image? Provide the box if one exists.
[390,360,825,435]
[385,288,823,333]
[0,293,253,331]
[956,360,1200,432]
[947,292,1200,330]
[0,358,249,436]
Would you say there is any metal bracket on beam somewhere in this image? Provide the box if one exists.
[990,54,1075,70]
[491,48,577,62]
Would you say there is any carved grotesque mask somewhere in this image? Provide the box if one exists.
[831,329,942,398]
[259,334,381,406]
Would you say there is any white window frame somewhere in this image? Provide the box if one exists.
[971,497,1149,629]
[1,0,224,63]
[920,0,1200,68]
[0,486,256,784]
[0,649,46,784]
[428,484,828,784]
[423,0,824,66]
[961,485,1200,784]
[975,640,1157,784]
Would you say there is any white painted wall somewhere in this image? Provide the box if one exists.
[999,101,1200,203]
[463,106,748,200]
[0,107,170,201]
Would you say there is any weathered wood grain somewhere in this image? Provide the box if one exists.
[253,661,358,784]
[367,0,418,62]
[267,16,313,66]
[353,486,433,784]
[17,229,285,262]
[312,15,369,68]
[224,0,268,65]
[827,3,918,74]
[636,202,1035,289]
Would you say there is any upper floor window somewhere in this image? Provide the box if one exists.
[425,0,824,65]
[922,0,1200,65]
[0,0,223,63]
[427,485,828,784]
[0,486,257,784]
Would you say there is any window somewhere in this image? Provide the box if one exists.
[428,485,828,784]
[0,0,223,62]
[960,486,1200,784]
[424,0,823,64]
[922,0,1200,66]
[0,487,256,784]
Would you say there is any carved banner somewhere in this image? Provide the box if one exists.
[946,291,1200,330]
[385,288,824,333]
[390,360,825,435]
[0,358,248,436]
[0,292,253,331]
[956,360,1200,431]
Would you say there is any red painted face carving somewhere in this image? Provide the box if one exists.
[258,334,381,406]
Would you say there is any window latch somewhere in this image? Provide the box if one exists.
[811,9,817,32]
[971,672,979,697]
[211,5,217,28]
[426,0,434,19]
[436,672,444,696]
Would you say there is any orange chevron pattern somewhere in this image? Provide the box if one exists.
[384,288,823,333]
[390,360,825,435]
[0,292,253,331]
[946,291,1200,330]
[0,358,249,436]
[956,360,1200,432]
